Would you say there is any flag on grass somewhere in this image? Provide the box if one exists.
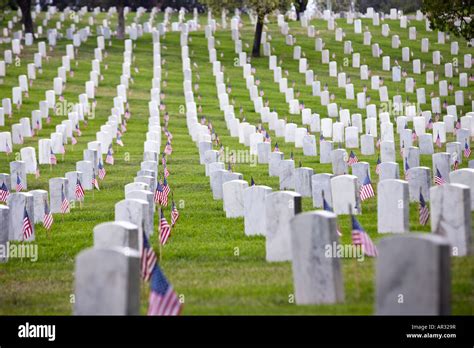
[141,232,157,282]
[92,172,100,190]
[22,206,33,240]
[452,159,459,171]
[273,142,279,152]
[71,135,77,145]
[16,174,24,192]
[5,140,12,154]
[75,123,82,136]
[50,148,57,165]
[435,133,442,148]
[61,187,69,213]
[0,182,10,202]
[98,160,106,180]
[347,151,358,166]
[464,141,471,158]
[171,201,180,227]
[163,164,170,178]
[404,158,410,180]
[75,178,85,200]
[375,155,381,175]
[154,181,164,204]
[116,134,124,147]
[159,209,171,245]
[106,146,114,165]
[43,200,53,230]
[419,191,430,226]
[359,175,375,201]
[161,178,170,206]
[351,215,377,257]
[164,141,172,155]
[434,167,446,186]
[147,264,182,316]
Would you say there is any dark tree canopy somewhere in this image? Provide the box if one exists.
[421,0,473,42]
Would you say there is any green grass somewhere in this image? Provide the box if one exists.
[0,11,473,315]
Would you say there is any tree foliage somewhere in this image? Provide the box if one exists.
[421,0,473,41]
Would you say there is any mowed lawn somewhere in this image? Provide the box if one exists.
[0,10,473,315]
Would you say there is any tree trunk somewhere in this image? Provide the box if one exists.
[18,0,34,34]
[117,4,125,40]
[252,15,264,58]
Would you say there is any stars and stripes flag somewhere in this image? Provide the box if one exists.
[5,140,12,154]
[147,264,182,316]
[347,151,359,166]
[274,142,279,152]
[43,199,53,230]
[154,181,164,204]
[264,132,271,143]
[320,134,324,142]
[121,121,127,133]
[464,141,471,158]
[50,148,57,165]
[161,178,170,206]
[22,206,33,240]
[164,141,172,155]
[435,133,442,148]
[412,130,417,142]
[75,178,85,200]
[0,182,10,202]
[452,159,459,171]
[171,201,180,227]
[71,135,78,145]
[434,167,446,186]
[61,187,70,213]
[35,167,40,179]
[98,160,106,180]
[351,215,377,257]
[75,123,82,136]
[162,153,167,166]
[16,174,24,192]
[92,172,100,190]
[404,158,410,180]
[105,146,114,165]
[250,177,255,186]
[360,175,375,201]
[419,191,430,226]
[163,164,170,178]
[322,196,342,237]
[375,155,381,175]
[116,134,124,147]
[427,118,433,129]
[141,232,157,282]
[159,209,171,245]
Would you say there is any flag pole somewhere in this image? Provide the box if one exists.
[349,203,361,300]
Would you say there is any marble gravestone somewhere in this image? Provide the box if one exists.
[265,191,302,262]
[49,178,69,213]
[376,234,451,315]
[93,221,139,251]
[74,247,141,315]
[279,160,295,190]
[290,211,344,304]
[330,175,361,215]
[407,167,431,202]
[7,192,35,241]
[115,199,149,252]
[244,185,272,236]
[29,189,48,224]
[311,173,333,208]
[430,184,472,256]
[449,169,474,211]
[0,206,9,262]
[294,167,313,197]
[125,190,155,236]
[222,180,248,218]
[377,180,409,233]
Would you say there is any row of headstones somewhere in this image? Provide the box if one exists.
[188,37,470,315]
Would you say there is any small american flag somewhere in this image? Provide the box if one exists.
[154,181,164,204]
[75,123,82,136]
[274,142,279,152]
[427,118,433,129]
[359,175,375,201]
[375,155,381,175]
[71,135,77,145]
[164,141,172,155]
[98,160,106,180]
[5,140,12,154]
[250,177,255,186]
[171,200,179,227]
[164,164,170,178]
[22,206,33,240]
[161,178,170,206]
[92,172,100,190]
[61,187,70,213]
[322,196,342,237]
[351,215,377,257]
[464,142,471,158]
[50,149,57,165]
[116,134,124,147]
[141,232,157,282]
[159,209,171,245]
[43,199,53,230]
[434,167,446,186]
[105,146,114,165]
[347,151,358,166]
[452,159,459,171]
[35,167,40,179]
[75,178,85,200]
[419,191,430,226]
[376,137,381,148]
[147,265,182,316]
[412,130,417,142]
[0,182,10,202]
[404,158,410,180]
[264,132,271,143]
[16,174,24,192]
[435,133,442,148]
[121,122,127,133]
